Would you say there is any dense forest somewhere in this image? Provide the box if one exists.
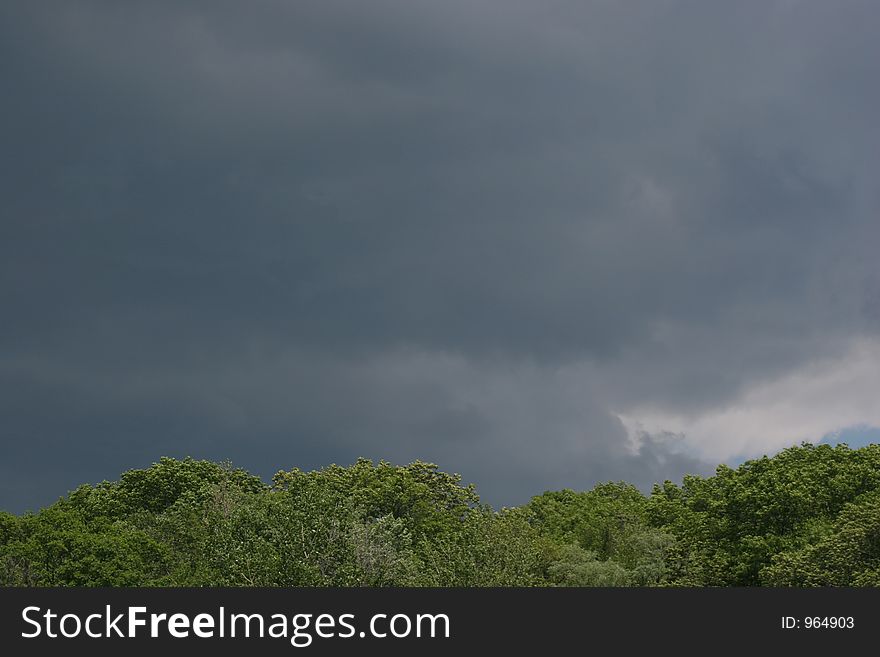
[2,442,879,587]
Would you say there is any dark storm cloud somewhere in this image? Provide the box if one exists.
[1,1,878,510]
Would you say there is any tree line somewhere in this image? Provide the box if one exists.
[2,442,879,586]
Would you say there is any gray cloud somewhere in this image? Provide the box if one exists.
[1,1,878,510]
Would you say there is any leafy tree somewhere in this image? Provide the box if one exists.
[762,490,880,586]
[546,545,632,586]
[3,443,880,587]
[647,443,880,585]
[524,482,673,584]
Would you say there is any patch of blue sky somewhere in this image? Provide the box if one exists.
[820,424,880,449]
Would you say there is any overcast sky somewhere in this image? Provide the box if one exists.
[2,1,879,512]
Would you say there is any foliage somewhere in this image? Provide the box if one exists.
[2,443,880,586]
[761,490,880,586]
[647,443,880,585]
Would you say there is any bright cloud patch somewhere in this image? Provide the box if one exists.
[618,337,880,462]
